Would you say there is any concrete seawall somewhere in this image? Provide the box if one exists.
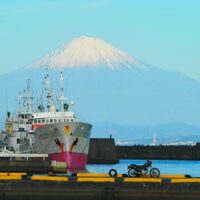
[116,144,200,160]
[1,177,200,200]
[88,138,119,164]
[87,138,200,163]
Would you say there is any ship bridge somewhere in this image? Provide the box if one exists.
[31,111,76,125]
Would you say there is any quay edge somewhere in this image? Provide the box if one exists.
[0,179,200,200]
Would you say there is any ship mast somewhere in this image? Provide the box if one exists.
[17,91,22,114]
[23,79,33,114]
[57,71,67,112]
[44,67,56,112]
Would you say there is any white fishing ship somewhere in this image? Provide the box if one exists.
[2,69,92,170]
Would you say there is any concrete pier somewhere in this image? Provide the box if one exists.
[0,174,200,200]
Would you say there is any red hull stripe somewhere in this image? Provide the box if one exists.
[32,124,45,131]
[49,152,87,170]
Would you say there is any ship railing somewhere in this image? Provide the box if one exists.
[0,153,48,161]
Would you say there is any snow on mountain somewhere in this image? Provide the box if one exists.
[32,36,146,70]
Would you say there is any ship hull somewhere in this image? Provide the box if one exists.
[32,122,92,170]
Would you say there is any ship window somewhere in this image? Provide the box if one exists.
[34,119,37,124]
[38,119,41,124]
[54,119,57,123]
[71,119,74,122]
[42,119,45,124]
[50,119,53,123]
[17,139,20,144]
[46,119,49,124]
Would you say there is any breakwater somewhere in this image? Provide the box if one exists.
[88,138,119,164]
[116,143,200,160]
[88,139,200,164]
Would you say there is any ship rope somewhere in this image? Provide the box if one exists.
[81,139,89,153]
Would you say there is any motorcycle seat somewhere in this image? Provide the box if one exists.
[130,164,144,169]
[130,164,137,167]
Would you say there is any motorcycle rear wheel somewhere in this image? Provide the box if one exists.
[128,169,138,177]
[150,168,160,178]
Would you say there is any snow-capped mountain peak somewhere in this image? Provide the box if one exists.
[33,36,146,70]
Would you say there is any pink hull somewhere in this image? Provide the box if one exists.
[49,151,87,170]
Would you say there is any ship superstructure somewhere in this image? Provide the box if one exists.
[31,70,76,131]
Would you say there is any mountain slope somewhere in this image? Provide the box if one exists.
[1,65,200,126]
[0,36,200,141]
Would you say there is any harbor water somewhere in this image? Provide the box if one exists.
[87,159,200,177]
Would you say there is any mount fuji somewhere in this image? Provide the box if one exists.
[1,36,200,142]
[32,36,145,70]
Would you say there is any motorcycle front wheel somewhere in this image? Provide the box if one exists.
[128,169,137,177]
[150,168,160,178]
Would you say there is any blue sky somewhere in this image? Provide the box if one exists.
[0,0,200,79]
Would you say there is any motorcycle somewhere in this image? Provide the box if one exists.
[127,160,160,178]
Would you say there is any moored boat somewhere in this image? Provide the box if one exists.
[31,69,92,170]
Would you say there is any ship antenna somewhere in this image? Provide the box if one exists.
[57,71,67,112]
[17,91,23,114]
[24,79,33,114]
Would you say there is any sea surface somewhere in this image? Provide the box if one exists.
[87,160,200,177]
